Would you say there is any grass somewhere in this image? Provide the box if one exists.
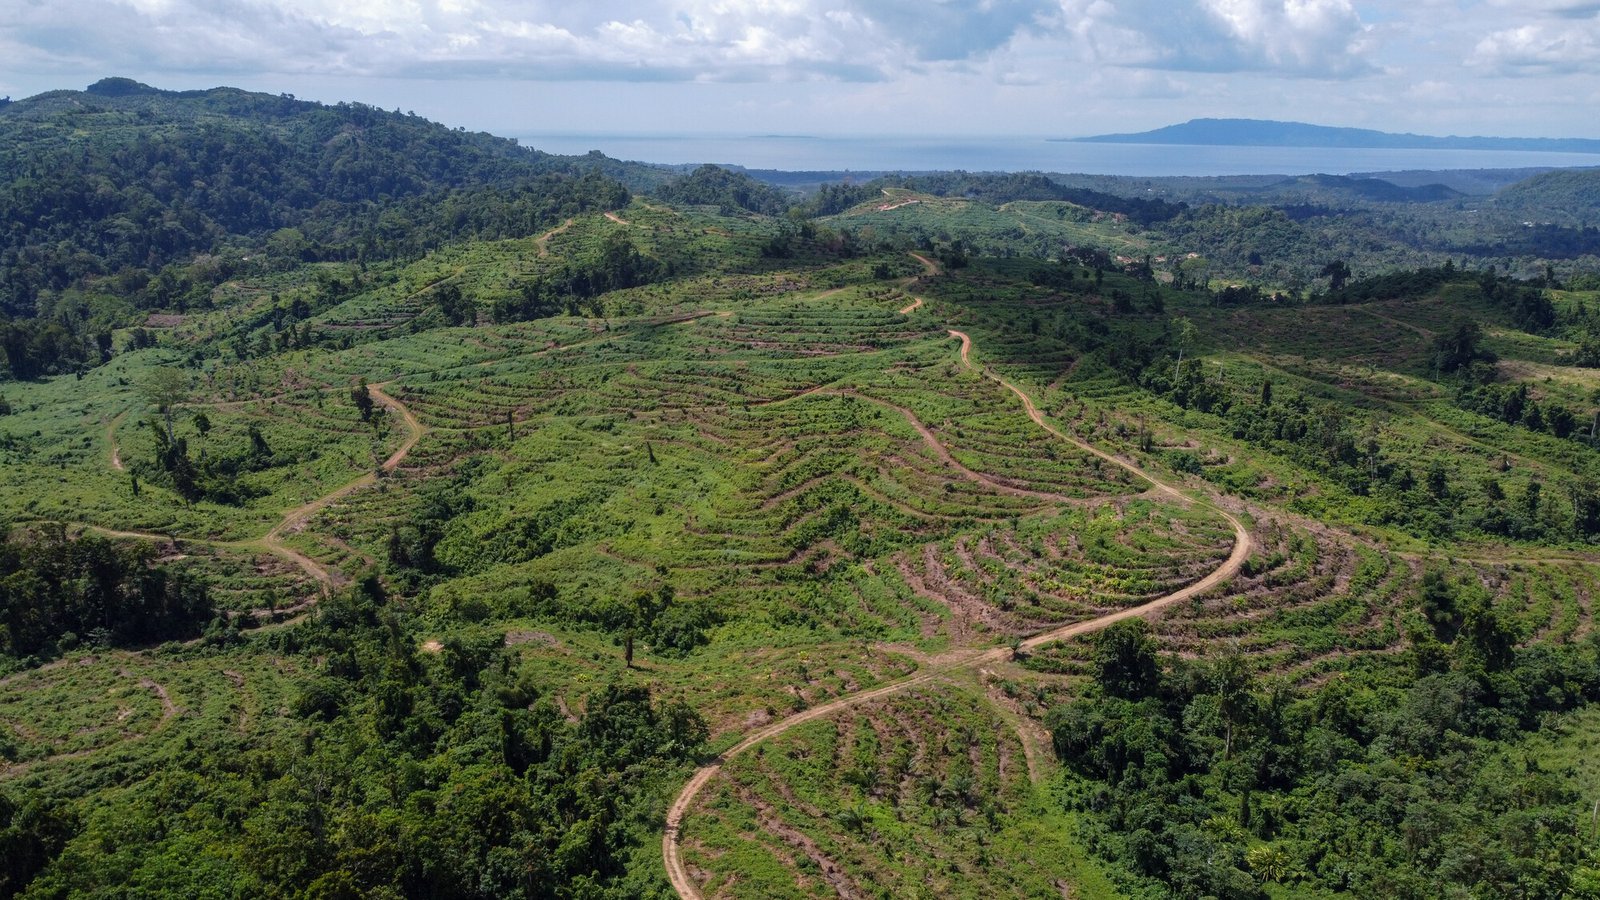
[0,346,396,542]
[1,647,308,791]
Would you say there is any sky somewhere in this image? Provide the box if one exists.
[2,0,1599,140]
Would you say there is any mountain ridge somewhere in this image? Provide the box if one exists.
[0,77,667,318]
[1066,117,1600,154]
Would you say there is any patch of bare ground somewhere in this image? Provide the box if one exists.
[133,674,177,722]
[506,630,560,647]
[952,537,993,585]
[896,545,1006,642]
[1575,578,1594,641]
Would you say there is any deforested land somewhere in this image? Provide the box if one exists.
[5,79,1600,899]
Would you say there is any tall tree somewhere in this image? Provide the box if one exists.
[351,378,374,422]
[1320,259,1352,291]
[1093,619,1162,699]
[140,366,189,443]
[1172,317,1198,380]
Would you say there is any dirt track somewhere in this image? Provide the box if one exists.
[535,218,574,257]
[948,329,1183,502]
[81,381,425,595]
[662,307,1252,899]
[106,412,127,471]
[257,382,424,588]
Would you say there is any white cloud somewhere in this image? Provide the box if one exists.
[0,0,1065,84]
[1053,0,1375,78]
[1482,0,1600,17]
[2,0,1598,141]
[3,0,1382,87]
[1472,21,1600,74]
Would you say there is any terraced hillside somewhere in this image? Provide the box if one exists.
[678,682,1108,899]
[6,190,1600,900]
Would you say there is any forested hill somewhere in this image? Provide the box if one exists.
[1493,167,1600,223]
[0,78,665,318]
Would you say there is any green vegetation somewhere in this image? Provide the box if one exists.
[0,526,213,665]
[683,683,1118,899]
[1047,620,1600,898]
[4,578,706,899]
[6,80,1600,900]
[653,165,793,216]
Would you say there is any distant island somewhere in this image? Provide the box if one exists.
[1063,118,1600,154]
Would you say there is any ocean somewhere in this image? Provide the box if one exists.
[514,133,1600,177]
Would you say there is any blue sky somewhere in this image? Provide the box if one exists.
[2,0,1598,139]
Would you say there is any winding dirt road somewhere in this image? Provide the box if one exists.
[255,382,425,588]
[535,218,574,258]
[663,320,1253,899]
[948,329,1183,502]
[78,381,426,596]
[813,388,1122,505]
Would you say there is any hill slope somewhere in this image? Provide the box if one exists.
[0,78,664,317]
[1494,167,1600,222]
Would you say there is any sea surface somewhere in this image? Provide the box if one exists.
[515,132,1600,176]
